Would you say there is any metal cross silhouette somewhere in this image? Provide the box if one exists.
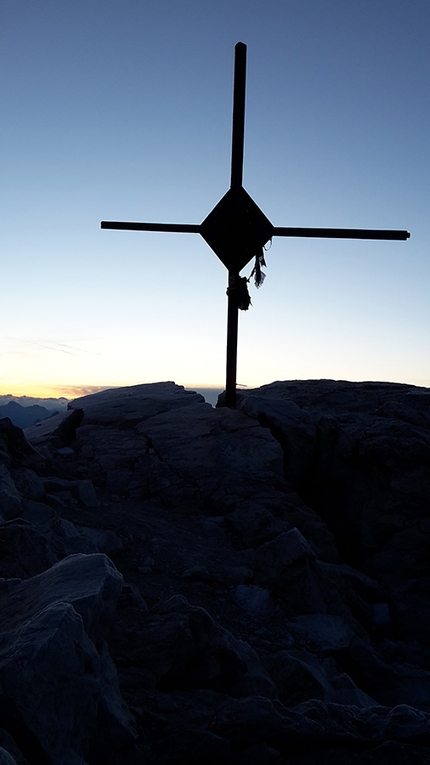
[101,42,410,408]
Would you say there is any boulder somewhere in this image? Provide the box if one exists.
[42,477,99,507]
[264,649,331,706]
[3,497,121,560]
[287,613,356,651]
[0,554,136,765]
[1,553,122,644]
[108,593,277,699]
[224,504,290,549]
[9,468,45,501]
[234,585,275,616]
[254,529,328,614]
[264,648,378,709]
[0,602,135,765]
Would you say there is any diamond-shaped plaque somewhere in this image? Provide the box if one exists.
[201,186,273,273]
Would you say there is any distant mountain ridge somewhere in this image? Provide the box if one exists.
[0,401,58,429]
[0,395,69,428]
[0,394,69,409]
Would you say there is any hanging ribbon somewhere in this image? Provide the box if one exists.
[250,247,267,287]
[226,241,271,311]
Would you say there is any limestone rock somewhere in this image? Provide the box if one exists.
[24,408,84,447]
[240,380,430,641]
[264,647,378,709]
[264,649,332,705]
[1,552,122,646]
[69,383,287,519]
[0,603,135,765]
[210,695,323,748]
[69,381,206,426]
[0,464,22,521]
[0,418,45,471]
[9,468,45,501]
[224,504,290,548]
[0,730,29,765]
[254,529,330,614]
[212,696,430,752]
[43,477,99,507]
[0,519,52,578]
[256,528,316,573]
[108,593,277,699]
[0,748,17,765]
[4,497,121,561]
[240,380,430,569]
[2,380,430,763]
[148,689,232,764]
[234,584,274,615]
[288,613,356,651]
[0,554,136,764]
[237,389,318,488]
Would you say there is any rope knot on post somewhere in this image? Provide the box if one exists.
[227,276,252,311]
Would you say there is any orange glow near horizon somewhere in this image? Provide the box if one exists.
[0,380,225,400]
[0,383,110,400]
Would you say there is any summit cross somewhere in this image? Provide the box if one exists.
[101,42,410,408]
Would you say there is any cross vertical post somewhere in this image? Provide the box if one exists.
[225,271,239,407]
[225,42,247,408]
[230,42,247,189]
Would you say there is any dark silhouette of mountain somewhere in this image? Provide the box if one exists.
[0,401,56,429]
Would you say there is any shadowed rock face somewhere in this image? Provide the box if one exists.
[0,380,430,764]
[239,380,430,571]
[0,551,136,765]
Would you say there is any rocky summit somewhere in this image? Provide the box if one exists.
[1,379,430,765]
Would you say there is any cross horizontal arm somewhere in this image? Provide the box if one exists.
[100,221,201,234]
[272,227,410,241]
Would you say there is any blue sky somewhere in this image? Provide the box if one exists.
[1,0,428,398]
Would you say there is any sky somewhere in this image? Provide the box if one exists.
[1,0,429,399]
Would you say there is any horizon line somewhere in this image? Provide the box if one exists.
[2,377,430,402]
